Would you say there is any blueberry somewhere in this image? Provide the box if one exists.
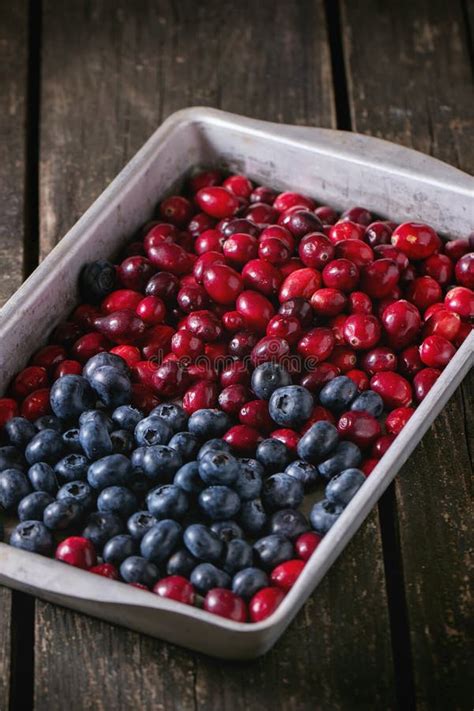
[197,438,232,460]
[166,548,198,577]
[82,511,124,552]
[79,409,114,432]
[87,454,132,490]
[57,480,95,510]
[174,461,203,495]
[198,450,239,486]
[350,390,384,418]
[54,454,89,483]
[127,510,158,541]
[254,533,294,571]
[141,445,182,481]
[318,441,362,480]
[0,469,31,510]
[83,352,129,381]
[79,259,116,304]
[102,534,137,566]
[150,403,188,433]
[129,472,150,501]
[111,405,143,433]
[233,459,263,501]
[210,520,244,542]
[198,486,241,521]
[4,417,36,448]
[110,429,134,455]
[297,421,339,464]
[232,567,268,600]
[79,421,113,460]
[0,446,25,471]
[130,446,147,473]
[25,429,64,465]
[10,520,54,555]
[239,499,268,535]
[187,409,231,439]
[119,555,159,588]
[89,366,132,409]
[270,509,309,540]
[284,460,319,488]
[251,362,292,400]
[50,375,96,420]
[140,520,182,563]
[35,415,63,432]
[168,432,201,462]
[319,375,358,413]
[269,385,313,427]
[190,563,231,595]
[17,491,54,522]
[62,428,82,453]
[183,524,223,563]
[146,484,189,519]
[261,473,304,512]
[325,467,365,506]
[256,438,291,473]
[223,538,253,574]
[309,499,344,535]
[28,462,58,495]
[97,486,138,518]
[43,499,83,530]
[134,416,172,447]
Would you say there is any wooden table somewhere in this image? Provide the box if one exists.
[1,2,472,709]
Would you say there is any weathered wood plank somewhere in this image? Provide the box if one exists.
[35,1,395,708]
[342,1,474,708]
[0,588,13,710]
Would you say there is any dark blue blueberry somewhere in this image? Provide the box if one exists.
[110,429,134,455]
[111,405,143,433]
[319,375,358,413]
[57,480,95,510]
[17,491,54,522]
[127,510,158,541]
[82,511,124,552]
[198,450,239,486]
[0,469,31,510]
[4,417,36,448]
[198,486,241,520]
[210,520,243,542]
[239,499,268,535]
[325,467,365,507]
[35,415,63,432]
[130,446,147,473]
[128,472,150,501]
[134,416,172,447]
[190,563,231,595]
[140,520,182,564]
[28,462,58,495]
[141,445,182,481]
[269,385,313,427]
[79,409,114,432]
[89,366,132,409]
[146,484,189,519]
[62,428,82,453]
[119,555,159,588]
[254,533,294,571]
[168,431,200,462]
[284,459,319,488]
[223,538,253,574]
[251,362,292,400]
[87,454,132,490]
[10,520,54,555]
[270,509,310,541]
[261,473,304,512]
[297,421,339,464]
[50,375,96,420]
[43,499,83,530]
[232,567,268,600]
[233,459,263,501]
[25,429,64,465]
[79,420,113,460]
[150,403,188,433]
[173,461,203,495]
[0,446,25,471]
[54,453,89,483]
[187,409,231,439]
[83,352,129,381]
[197,438,232,460]
[79,259,116,304]
[310,499,344,535]
[102,534,137,566]
[350,390,384,418]
[183,524,223,563]
[166,548,198,577]
[318,441,362,480]
[97,486,138,518]
[256,438,291,473]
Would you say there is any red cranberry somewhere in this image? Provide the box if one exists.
[297,327,335,362]
[249,587,285,622]
[223,424,262,454]
[455,252,474,289]
[90,563,119,579]
[222,311,245,332]
[177,283,208,313]
[189,169,222,194]
[329,345,357,372]
[145,272,180,300]
[185,310,223,342]
[279,268,322,302]
[421,253,453,286]
[193,252,226,284]
[132,360,158,389]
[159,195,194,227]
[21,388,51,420]
[373,244,409,271]
[270,559,305,592]
[343,314,381,350]
[382,300,421,350]
[444,286,474,319]
[136,296,166,325]
[391,222,441,259]
[385,407,415,435]
[219,384,252,416]
[72,333,110,362]
[260,225,295,251]
[413,367,441,402]
[280,258,305,277]
[223,174,253,198]
[204,588,247,622]
[31,345,67,372]
[274,191,316,212]
[94,310,145,345]
[221,361,250,388]
[270,429,301,452]
[300,362,340,392]
[55,537,97,569]
[250,336,290,366]
[110,345,141,367]
[147,242,191,276]
[398,345,423,378]
[153,575,195,605]
[205,342,228,366]
[266,315,302,345]
[122,241,146,258]
[171,331,204,360]
[406,276,442,311]
[236,290,275,332]
[322,258,359,292]
[329,314,348,345]
[371,434,395,458]
[302,406,336,431]
[310,288,347,317]
[131,384,160,413]
[222,218,261,238]
[202,264,243,305]
[454,322,473,347]
[295,531,321,561]
[241,259,282,296]
[364,221,393,247]
[337,410,381,448]
[361,458,379,475]
[194,229,225,254]
[445,238,471,261]
[336,239,374,267]
[314,205,337,224]
[72,304,100,330]
[152,361,189,398]
[345,369,370,391]
[141,324,175,357]
[370,371,413,408]
[278,297,313,327]
[13,366,48,398]
[399,264,417,287]
[279,209,323,239]
[298,232,335,269]
[423,309,461,341]
[360,259,399,298]
[187,212,216,237]
[250,186,277,204]
[54,360,83,379]
[143,223,178,251]
[329,221,365,244]
[258,237,290,265]
[239,400,273,431]
[361,347,397,375]
[224,233,258,266]
[349,291,372,314]
[118,256,155,291]
[102,289,143,314]
[51,321,83,347]
[340,206,372,226]
[419,335,455,368]
[183,381,218,414]
[229,330,259,357]
[0,398,19,428]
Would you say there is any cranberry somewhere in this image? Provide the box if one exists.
[170,330,204,360]
[419,335,455,368]
[143,223,178,250]
[359,259,399,299]
[421,253,453,286]
[329,314,348,345]
[364,221,393,247]
[184,310,223,342]
[385,407,415,435]
[187,212,216,237]
[193,252,226,284]
[270,429,301,452]
[310,288,347,317]
[329,221,365,244]
[239,400,273,431]
[218,384,251,416]
[250,336,290,366]
[361,458,379,476]
[153,575,195,605]
[298,232,335,269]
[329,345,357,372]
[72,332,110,362]
[118,256,155,291]
[337,410,381,448]
[406,276,442,311]
[176,283,207,313]
[336,239,374,267]
[249,587,285,622]
[454,322,473,347]
[249,185,277,204]
[260,225,295,251]
[444,286,474,319]
[370,371,413,408]
[147,242,191,276]
[279,268,321,302]
[141,324,175,358]
[382,300,422,350]
[221,361,250,388]
[300,362,340,392]
[244,202,277,225]
[279,209,323,239]
[51,321,83,347]
[373,244,408,271]
[345,369,370,391]
[297,327,335,362]
[205,342,228,365]
[222,174,252,198]
[203,588,247,622]
[13,366,48,398]
[145,271,180,300]
[423,309,461,341]
[122,241,146,258]
[21,388,51,420]
[274,191,315,212]
[349,291,372,314]
[258,237,290,265]
[93,310,145,345]
[102,289,143,314]
[398,345,423,378]
[266,314,302,345]
[340,206,372,226]
[222,311,245,332]
[343,314,381,350]
[229,330,258,357]
[182,381,218,414]
[224,233,258,266]
[152,361,188,398]
[270,559,305,592]
[90,563,119,579]
[280,258,305,277]
[302,405,336,430]
[135,296,166,325]
[133,360,159,389]
[110,345,141,367]
[445,238,471,261]
[72,304,100,330]
[131,384,160,413]
[202,264,243,305]
[236,290,275,332]
[295,531,321,561]
[54,360,83,379]
[371,434,395,458]
[323,258,359,292]
[413,367,441,402]
[194,229,225,254]
[361,347,397,375]
[159,195,194,226]
[223,424,262,454]
[241,259,282,297]
[222,218,261,238]
[0,398,19,428]
[391,222,441,259]
[189,169,222,194]
[55,537,97,569]
[399,264,417,287]
[278,297,313,327]
[31,345,67,372]
[313,205,337,224]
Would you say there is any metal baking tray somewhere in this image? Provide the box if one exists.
[0,108,472,659]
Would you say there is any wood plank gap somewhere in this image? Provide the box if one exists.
[323,0,351,130]
[9,592,35,711]
[460,0,474,71]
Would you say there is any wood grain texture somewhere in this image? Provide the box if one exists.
[342,1,474,707]
[0,588,13,710]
